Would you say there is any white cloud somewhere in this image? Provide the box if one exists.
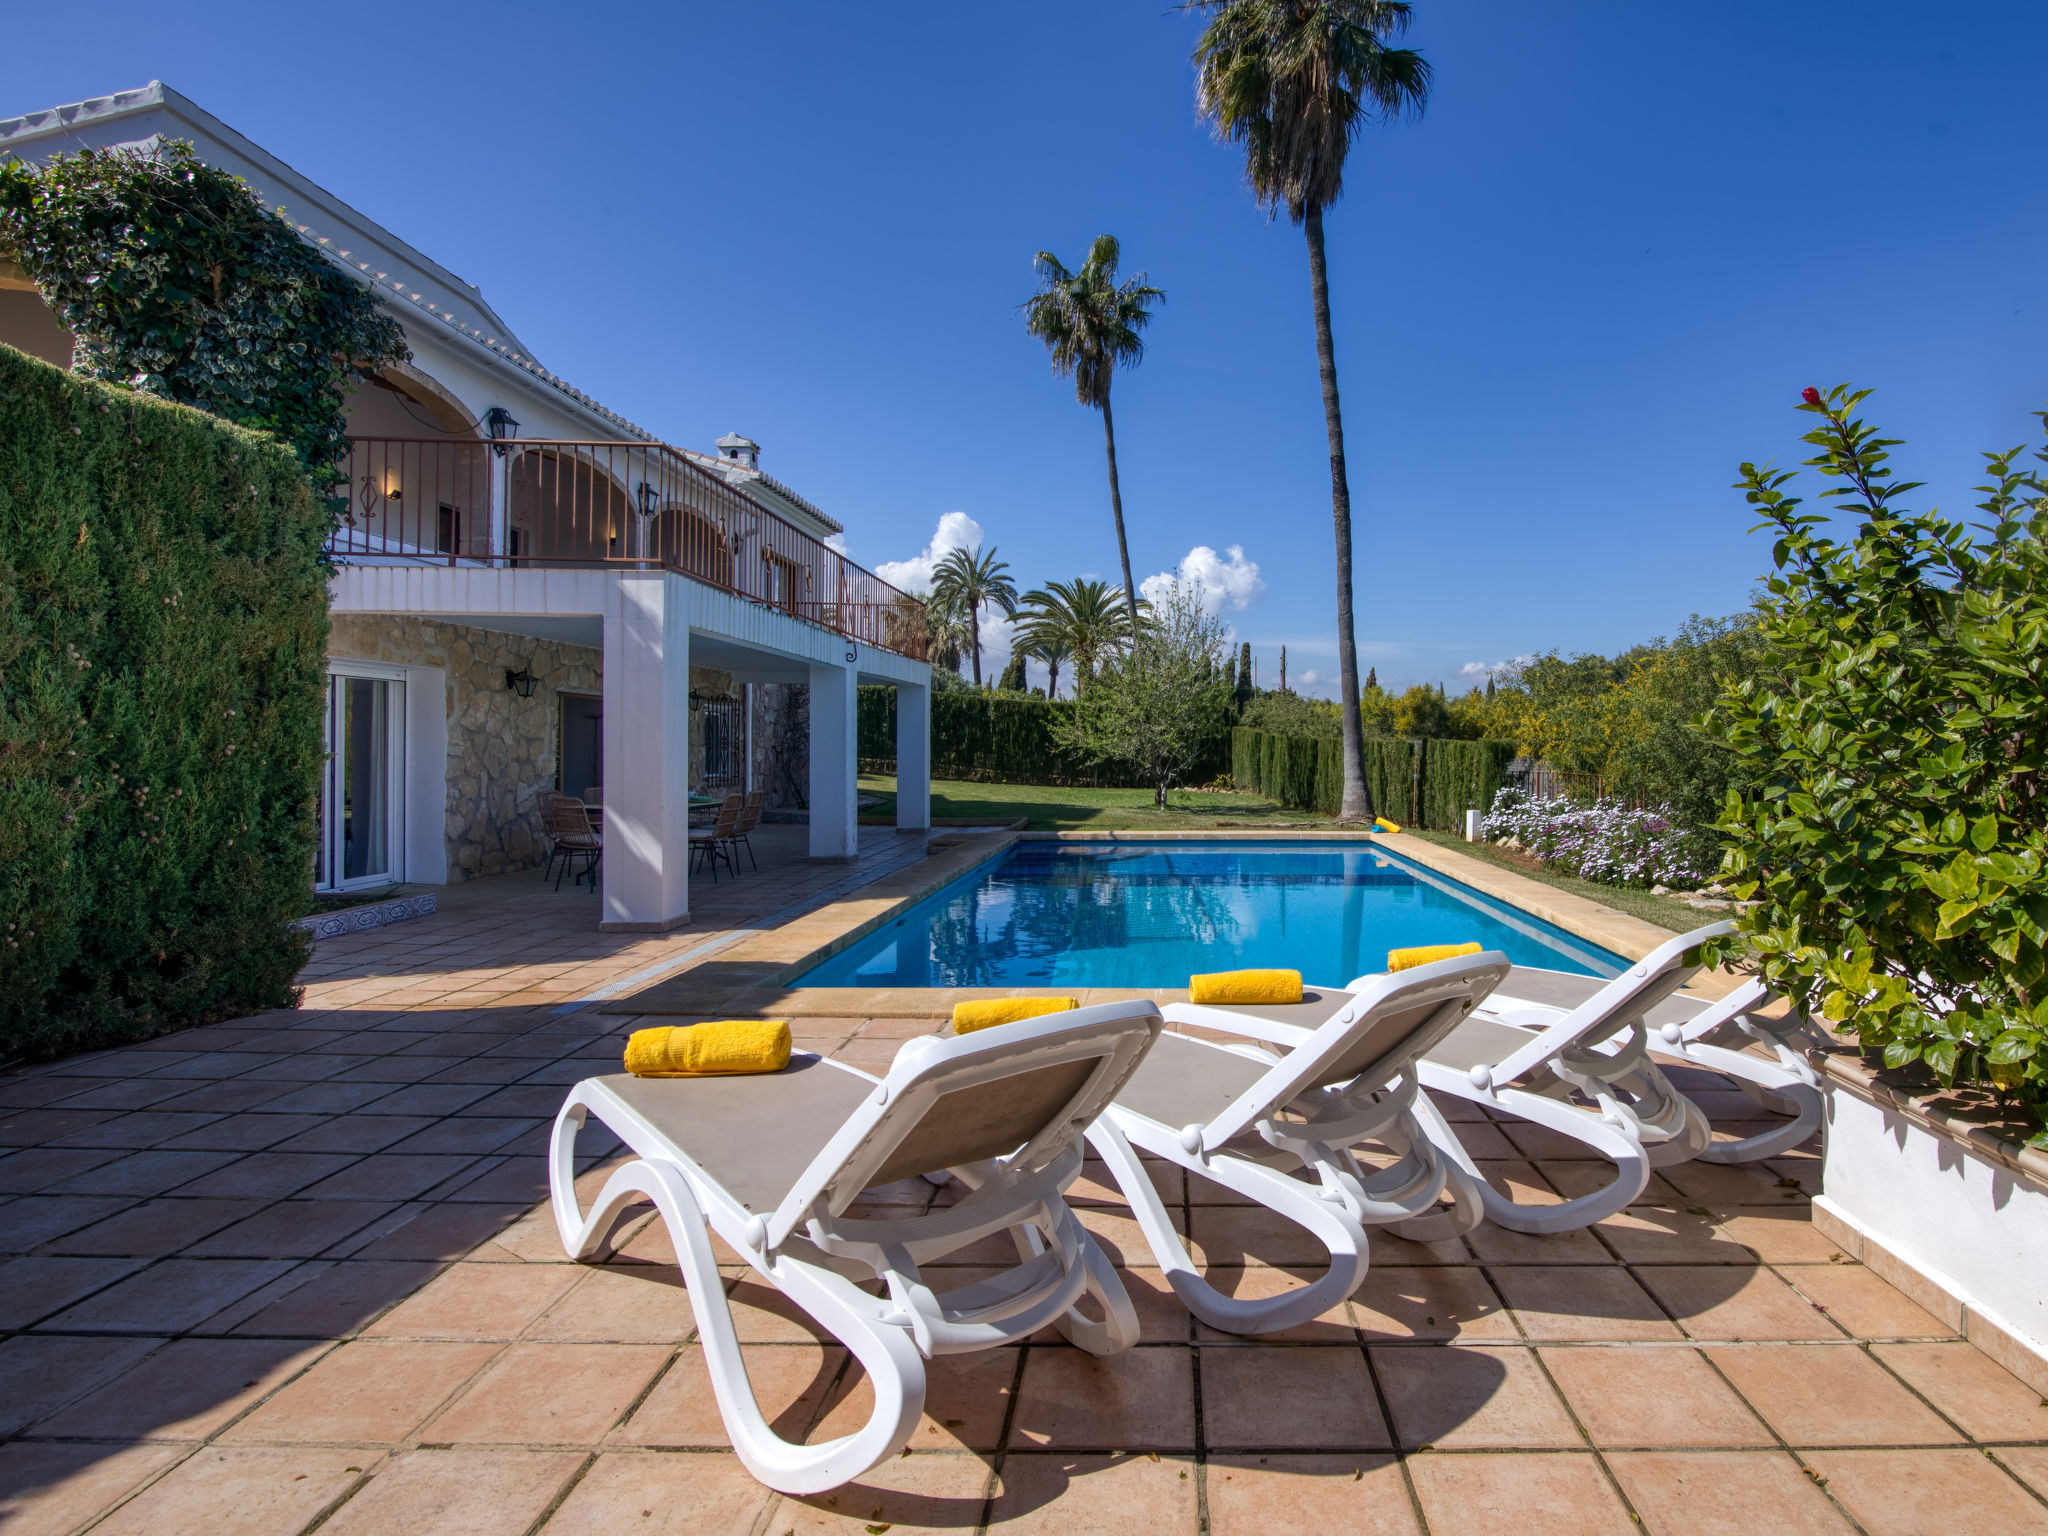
[823,532,848,555]
[875,511,984,594]
[1298,668,1322,688]
[1141,544,1266,616]
[1459,654,1533,680]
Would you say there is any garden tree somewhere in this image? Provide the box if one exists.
[1391,683,1453,739]
[1234,641,1255,710]
[1030,635,1073,700]
[1191,0,1431,822]
[997,651,1029,693]
[928,545,1018,687]
[1444,686,1493,741]
[1711,386,2048,1125]
[1020,236,1164,620]
[1016,578,1134,694]
[1365,665,1378,690]
[920,591,972,676]
[0,140,407,480]
[1055,580,1233,808]
[1240,688,1340,738]
[1358,677,1396,736]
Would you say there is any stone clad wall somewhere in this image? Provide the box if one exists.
[327,614,600,880]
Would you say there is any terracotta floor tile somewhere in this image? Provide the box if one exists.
[540,1450,775,1535]
[1871,1342,2048,1441]
[1661,1159,1806,1205]
[436,1155,551,1205]
[87,1446,373,1536]
[1539,1345,1774,1448]
[0,1442,186,1536]
[1538,1161,1686,1207]
[1351,1264,1516,1342]
[1803,1448,2048,1534]
[725,1276,847,1345]
[1206,1454,1417,1535]
[40,1257,297,1333]
[255,1080,400,1116]
[1370,1345,1581,1450]
[46,1110,227,1149]
[34,1337,328,1440]
[300,1152,482,1201]
[1406,1451,1635,1535]
[1187,1264,1351,1343]
[0,1147,122,1193]
[986,1452,1198,1534]
[1009,1346,1197,1450]
[1781,1265,1954,1340]
[318,1447,584,1535]
[1708,1207,1850,1264]
[1995,1445,2048,1496]
[0,1254,150,1328]
[1500,1121,1617,1162]
[1187,1204,1343,1268]
[1606,1449,1854,1534]
[767,1448,995,1536]
[347,1200,528,1260]
[1639,1266,1842,1341]
[361,1257,582,1339]
[1463,1223,1615,1265]
[1706,1344,1965,1446]
[614,1344,843,1448]
[221,1338,505,1443]
[0,1108,122,1148]
[268,1115,439,1154]
[46,1196,270,1257]
[45,1147,242,1197]
[0,1332,164,1435]
[385,1116,539,1156]
[426,1341,669,1444]
[0,1193,135,1251]
[1199,1345,1391,1450]
[812,1347,1022,1452]
[1494,1265,1685,1341]
[158,1112,332,1151]
[185,1198,401,1259]
[527,1261,700,1343]
[227,1258,445,1337]
[1594,1204,1757,1265]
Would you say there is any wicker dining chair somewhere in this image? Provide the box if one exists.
[542,794,603,892]
[690,794,743,883]
[730,790,766,873]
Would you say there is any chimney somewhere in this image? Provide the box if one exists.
[715,432,760,472]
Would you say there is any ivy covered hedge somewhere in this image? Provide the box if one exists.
[859,687,1229,788]
[0,345,329,1059]
[1231,726,1515,828]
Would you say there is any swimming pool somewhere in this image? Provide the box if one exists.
[790,840,1628,989]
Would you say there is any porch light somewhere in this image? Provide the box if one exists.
[505,665,538,698]
[485,406,519,456]
[636,481,661,518]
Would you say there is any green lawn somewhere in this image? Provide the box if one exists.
[858,775,1331,833]
[1400,827,1710,935]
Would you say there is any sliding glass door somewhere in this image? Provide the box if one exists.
[316,669,406,891]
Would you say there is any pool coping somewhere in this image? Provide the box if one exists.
[606,829,1740,1019]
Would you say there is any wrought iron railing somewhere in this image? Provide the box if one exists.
[330,437,928,661]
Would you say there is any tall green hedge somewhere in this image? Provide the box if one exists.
[859,687,1229,788]
[1231,726,1514,827]
[0,345,329,1058]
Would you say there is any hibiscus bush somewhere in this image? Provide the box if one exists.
[1709,386,2048,1128]
[1481,788,1717,888]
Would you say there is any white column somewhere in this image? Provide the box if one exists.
[488,449,510,560]
[600,572,691,930]
[807,661,859,861]
[895,679,931,830]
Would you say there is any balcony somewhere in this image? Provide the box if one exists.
[331,436,929,661]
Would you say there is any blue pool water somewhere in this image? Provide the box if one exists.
[790,841,1628,989]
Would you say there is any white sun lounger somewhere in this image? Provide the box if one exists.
[549,1002,1161,1493]
[1108,951,1512,1335]
[1481,940,1824,1164]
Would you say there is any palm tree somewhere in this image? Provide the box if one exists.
[1016,578,1136,694]
[928,545,1019,687]
[1189,0,1431,822]
[1030,635,1073,700]
[1021,237,1164,623]
[919,590,974,676]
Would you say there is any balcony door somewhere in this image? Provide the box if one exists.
[316,666,407,891]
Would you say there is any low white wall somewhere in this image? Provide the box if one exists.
[1816,1079,2048,1390]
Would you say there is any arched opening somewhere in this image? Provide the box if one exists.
[509,449,631,564]
[339,367,490,558]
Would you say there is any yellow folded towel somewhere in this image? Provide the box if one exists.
[951,996,1080,1034]
[1373,817,1403,833]
[1387,942,1483,973]
[1188,969,1304,1005]
[624,1021,791,1077]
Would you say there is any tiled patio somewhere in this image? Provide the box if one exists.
[5,839,2048,1533]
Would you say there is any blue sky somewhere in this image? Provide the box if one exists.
[7,2,2046,694]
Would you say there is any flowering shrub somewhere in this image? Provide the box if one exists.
[1481,788,1718,889]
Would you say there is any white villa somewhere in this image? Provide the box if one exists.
[0,81,934,933]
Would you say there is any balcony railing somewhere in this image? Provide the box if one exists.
[330,437,929,662]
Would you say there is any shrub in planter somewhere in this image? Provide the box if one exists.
[1710,386,2048,1128]
[1480,787,1716,889]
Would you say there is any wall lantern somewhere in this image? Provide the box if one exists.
[504,665,538,698]
[484,406,520,456]
[636,480,661,519]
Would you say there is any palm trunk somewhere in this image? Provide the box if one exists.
[1047,655,1061,700]
[1305,203,1374,823]
[969,604,983,687]
[1100,392,1141,631]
